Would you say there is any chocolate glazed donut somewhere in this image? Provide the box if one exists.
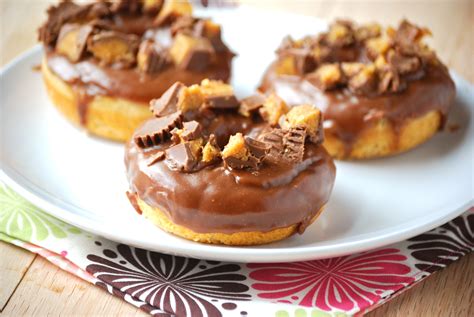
[38,0,234,141]
[259,20,455,159]
[125,80,336,245]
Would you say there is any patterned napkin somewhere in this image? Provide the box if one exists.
[1,183,472,316]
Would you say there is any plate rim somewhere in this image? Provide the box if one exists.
[1,42,473,264]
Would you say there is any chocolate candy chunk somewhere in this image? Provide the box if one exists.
[239,94,266,117]
[262,128,306,164]
[170,15,197,36]
[200,79,239,109]
[147,151,165,166]
[259,93,289,126]
[149,82,185,117]
[172,120,203,143]
[307,63,344,91]
[154,0,193,26]
[395,20,431,48]
[202,134,221,163]
[222,133,257,170]
[137,40,170,74]
[355,23,381,42]
[205,95,240,109]
[181,121,202,140]
[169,33,214,72]
[348,64,377,95]
[283,48,317,75]
[378,69,406,93]
[326,20,355,47]
[165,142,199,172]
[284,127,307,163]
[293,49,317,75]
[193,19,227,52]
[281,105,323,144]
[38,2,91,46]
[179,43,214,72]
[365,37,392,60]
[87,31,139,67]
[55,23,93,62]
[261,128,285,162]
[245,137,270,159]
[387,51,421,75]
[134,112,183,148]
[222,134,269,170]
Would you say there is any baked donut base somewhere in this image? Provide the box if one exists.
[41,57,152,142]
[135,197,325,246]
[323,110,442,160]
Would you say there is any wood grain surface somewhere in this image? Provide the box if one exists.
[0,0,472,316]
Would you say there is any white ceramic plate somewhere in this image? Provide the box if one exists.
[1,7,473,262]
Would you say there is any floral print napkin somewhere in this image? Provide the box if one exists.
[1,183,472,317]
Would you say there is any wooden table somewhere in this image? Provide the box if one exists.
[1,1,473,316]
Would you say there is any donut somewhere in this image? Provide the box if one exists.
[125,79,336,245]
[38,0,234,141]
[259,19,456,159]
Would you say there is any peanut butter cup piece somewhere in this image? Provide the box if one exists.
[137,39,170,74]
[170,15,197,36]
[169,33,215,72]
[239,94,266,117]
[378,68,405,93]
[355,23,381,42]
[87,31,139,66]
[38,1,91,46]
[182,121,203,140]
[308,63,344,91]
[259,93,289,126]
[261,127,306,164]
[387,50,421,75]
[245,136,271,160]
[222,133,265,170]
[284,127,307,163]
[326,20,355,47]
[366,36,392,59]
[172,120,203,142]
[134,111,183,148]
[155,0,193,26]
[150,82,185,116]
[394,20,431,51]
[193,19,227,52]
[280,48,317,75]
[281,105,323,144]
[200,79,239,109]
[55,23,93,62]
[202,134,221,163]
[177,84,204,112]
[348,64,377,95]
[341,62,365,78]
[165,142,200,172]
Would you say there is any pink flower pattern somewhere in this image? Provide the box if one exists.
[248,248,415,311]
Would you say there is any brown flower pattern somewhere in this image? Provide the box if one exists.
[86,244,250,317]
[408,211,473,273]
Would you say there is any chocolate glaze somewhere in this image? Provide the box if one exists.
[46,50,232,124]
[260,63,455,155]
[125,114,336,234]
